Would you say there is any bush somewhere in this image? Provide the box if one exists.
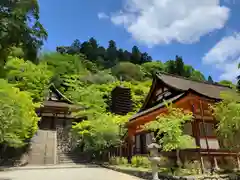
[0,79,39,148]
[109,156,128,165]
[183,160,202,175]
[141,61,165,78]
[111,62,145,81]
[158,156,174,168]
[5,57,52,102]
[131,156,151,168]
[218,156,238,171]
[81,71,116,84]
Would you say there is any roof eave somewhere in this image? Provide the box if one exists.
[127,92,187,123]
[139,76,157,111]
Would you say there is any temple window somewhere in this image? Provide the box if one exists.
[183,122,193,136]
[199,122,216,137]
[135,134,141,154]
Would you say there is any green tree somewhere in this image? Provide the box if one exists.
[164,60,176,74]
[63,78,132,152]
[175,56,185,76]
[5,57,52,102]
[183,65,194,78]
[142,61,165,78]
[88,37,99,62]
[219,80,236,89]
[190,70,206,81]
[81,71,116,85]
[111,62,145,81]
[141,52,152,64]
[131,46,141,64]
[41,53,88,88]
[106,40,118,68]
[237,63,240,91]
[56,46,69,54]
[67,39,81,55]
[72,113,130,152]
[123,50,131,62]
[0,0,47,62]
[207,76,214,83]
[117,48,125,62]
[210,91,240,150]
[0,79,39,148]
[144,102,195,165]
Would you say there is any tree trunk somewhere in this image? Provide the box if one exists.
[0,144,7,165]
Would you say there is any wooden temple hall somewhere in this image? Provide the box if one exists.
[37,84,82,130]
[126,72,239,170]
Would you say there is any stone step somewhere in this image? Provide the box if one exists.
[58,158,87,164]
[58,156,80,160]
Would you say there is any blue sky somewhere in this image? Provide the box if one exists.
[38,0,240,82]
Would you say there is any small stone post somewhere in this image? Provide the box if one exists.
[237,153,240,170]
[147,138,161,180]
[213,157,220,171]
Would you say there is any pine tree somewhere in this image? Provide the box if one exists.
[208,76,214,83]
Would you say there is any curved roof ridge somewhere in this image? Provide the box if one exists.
[156,72,232,89]
[129,92,186,121]
[49,84,73,104]
[156,72,233,100]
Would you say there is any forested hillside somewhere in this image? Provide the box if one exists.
[56,38,208,82]
[0,0,237,154]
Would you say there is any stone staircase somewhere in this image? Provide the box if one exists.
[28,130,57,165]
[58,152,82,164]
[56,132,91,164]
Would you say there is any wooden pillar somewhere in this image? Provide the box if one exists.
[190,100,204,174]
[127,128,134,163]
[199,100,213,172]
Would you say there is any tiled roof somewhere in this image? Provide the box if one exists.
[156,73,233,100]
[129,72,234,121]
[129,92,186,121]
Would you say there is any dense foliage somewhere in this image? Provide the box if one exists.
[211,92,240,150]
[0,0,47,63]
[0,79,39,148]
[5,57,53,102]
[56,38,209,82]
[0,0,239,155]
[144,102,195,152]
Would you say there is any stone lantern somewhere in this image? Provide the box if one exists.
[147,138,161,180]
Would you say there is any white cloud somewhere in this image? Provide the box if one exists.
[97,12,109,20]
[203,33,240,82]
[105,0,230,46]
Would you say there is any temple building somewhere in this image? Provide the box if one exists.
[28,84,84,165]
[126,72,238,170]
[38,84,82,130]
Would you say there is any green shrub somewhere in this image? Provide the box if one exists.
[131,156,151,168]
[183,160,202,175]
[109,156,128,165]
[0,79,39,147]
[111,62,145,81]
[158,156,174,168]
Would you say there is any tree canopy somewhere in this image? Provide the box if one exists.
[211,91,240,150]
[5,57,52,102]
[144,102,195,152]
[0,79,39,148]
[0,0,238,155]
[0,0,47,62]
